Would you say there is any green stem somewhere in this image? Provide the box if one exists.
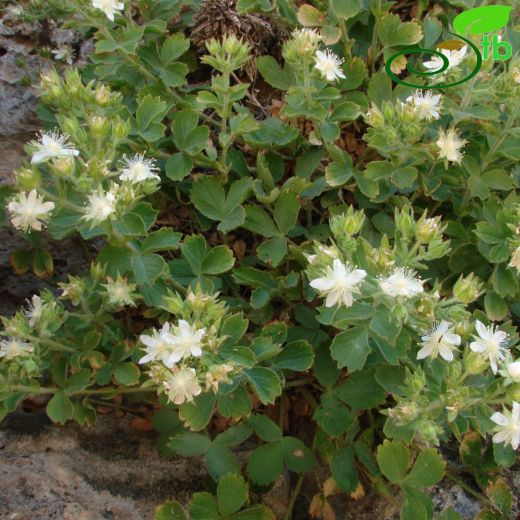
[283,473,305,520]
[12,384,157,396]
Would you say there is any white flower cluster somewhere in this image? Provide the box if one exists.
[310,258,424,309]
[138,320,232,405]
[7,128,161,233]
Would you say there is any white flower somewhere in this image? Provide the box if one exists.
[119,154,160,183]
[470,320,509,374]
[310,258,367,308]
[0,338,33,360]
[83,188,117,224]
[24,295,54,328]
[7,190,55,232]
[509,247,520,271]
[405,91,442,121]
[139,323,176,368]
[436,128,466,163]
[292,28,321,54]
[31,131,79,164]
[163,367,202,405]
[379,268,424,298]
[92,0,124,21]
[167,320,206,364]
[314,50,346,82]
[423,46,467,73]
[500,359,520,384]
[51,45,75,65]
[417,321,461,362]
[490,402,520,450]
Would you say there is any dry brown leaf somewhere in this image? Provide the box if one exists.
[309,494,324,519]
[323,477,340,497]
[349,482,365,500]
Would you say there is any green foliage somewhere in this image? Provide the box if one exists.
[2,1,520,518]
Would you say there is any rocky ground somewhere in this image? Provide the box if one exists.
[0,4,517,520]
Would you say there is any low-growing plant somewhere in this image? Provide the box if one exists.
[2,0,520,518]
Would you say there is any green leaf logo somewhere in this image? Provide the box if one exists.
[453,5,513,35]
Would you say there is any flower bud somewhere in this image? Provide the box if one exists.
[453,273,483,304]
[52,156,74,176]
[16,167,41,190]
[464,351,488,375]
[89,116,110,139]
[330,207,365,237]
[365,105,384,129]
[112,119,131,140]
[395,209,414,240]
[506,361,520,383]
[415,216,440,244]
[95,85,111,106]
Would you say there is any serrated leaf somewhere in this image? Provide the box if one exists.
[247,443,284,485]
[404,448,446,488]
[332,446,358,492]
[378,14,423,47]
[46,390,74,424]
[217,473,248,515]
[330,327,370,371]
[376,440,410,484]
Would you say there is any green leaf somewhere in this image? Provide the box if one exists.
[247,443,284,485]
[244,206,279,237]
[330,327,370,371]
[244,367,281,404]
[231,506,276,520]
[281,436,316,473]
[338,57,367,90]
[313,394,352,436]
[217,473,248,515]
[169,432,212,456]
[297,4,326,26]
[190,493,219,520]
[202,246,235,275]
[332,447,358,492]
[166,152,193,181]
[493,442,516,469]
[179,392,217,431]
[391,167,418,190]
[257,56,294,90]
[161,33,190,64]
[218,387,252,419]
[33,248,54,277]
[378,14,423,47]
[206,445,241,480]
[331,0,361,20]
[335,370,386,410]
[182,235,207,275]
[404,448,446,488]
[142,229,182,254]
[136,95,167,135]
[248,414,283,442]
[155,500,187,520]
[244,118,299,148]
[274,191,300,235]
[46,390,74,424]
[114,362,140,385]
[257,237,287,267]
[376,440,410,484]
[132,254,167,285]
[438,509,462,520]
[172,110,209,155]
[273,340,314,371]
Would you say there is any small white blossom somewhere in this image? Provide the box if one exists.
[417,321,461,362]
[139,323,176,368]
[83,188,117,224]
[509,247,520,271]
[470,320,509,374]
[423,46,467,73]
[292,28,321,54]
[314,50,346,82]
[92,0,124,21]
[51,45,75,65]
[31,131,79,164]
[436,128,466,163]
[7,190,55,232]
[167,320,206,364]
[163,367,202,405]
[0,338,33,360]
[405,91,442,121]
[490,402,520,450]
[500,358,520,384]
[24,295,55,328]
[379,268,424,299]
[119,154,160,183]
[310,258,367,308]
